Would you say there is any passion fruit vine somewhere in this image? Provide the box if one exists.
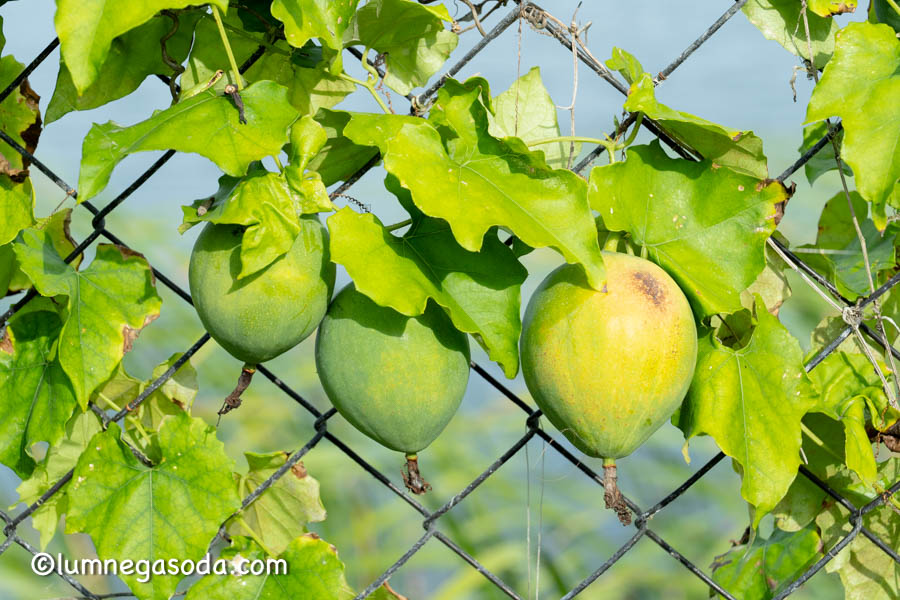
[520,251,698,524]
[315,285,471,494]
[189,217,335,415]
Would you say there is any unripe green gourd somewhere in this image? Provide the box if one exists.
[315,284,470,493]
[189,217,334,397]
[520,251,697,522]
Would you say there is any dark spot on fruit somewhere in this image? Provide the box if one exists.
[632,271,665,307]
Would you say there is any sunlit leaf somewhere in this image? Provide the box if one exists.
[228,451,326,555]
[805,22,900,229]
[66,412,240,600]
[589,141,782,317]
[344,80,606,289]
[346,0,458,95]
[271,0,358,73]
[677,296,819,521]
[743,0,838,69]
[14,229,162,407]
[0,305,77,478]
[54,0,228,93]
[487,66,579,170]
[328,175,527,378]
[78,80,299,202]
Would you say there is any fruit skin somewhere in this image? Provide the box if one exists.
[315,285,470,454]
[189,216,335,365]
[520,251,698,460]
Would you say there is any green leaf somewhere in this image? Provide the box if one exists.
[740,243,791,315]
[14,410,102,549]
[344,81,606,290]
[271,0,358,73]
[181,13,356,112]
[0,306,78,478]
[808,0,857,16]
[589,142,783,317]
[328,176,527,378]
[228,451,326,555]
[742,0,838,69]
[805,22,900,229]
[0,55,41,177]
[53,0,228,94]
[306,109,378,186]
[0,243,13,295]
[798,191,899,299]
[14,229,162,407]
[346,0,458,95]
[712,525,821,600]
[285,115,337,213]
[622,69,768,178]
[817,459,900,600]
[0,175,34,245]
[487,66,579,170]
[46,12,201,123]
[185,534,355,599]
[606,47,645,85]
[871,0,900,33]
[78,80,299,202]
[66,412,240,600]
[677,296,819,521]
[808,352,885,484]
[798,121,851,185]
[6,208,80,294]
[181,165,303,278]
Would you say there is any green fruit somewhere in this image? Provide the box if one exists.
[520,252,698,460]
[315,285,470,455]
[189,217,335,365]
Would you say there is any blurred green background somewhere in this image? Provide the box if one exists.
[0,0,869,598]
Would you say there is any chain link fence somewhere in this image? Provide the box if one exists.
[0,1,898,598]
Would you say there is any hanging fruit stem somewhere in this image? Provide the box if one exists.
[402,453,432,494]
[218,363,256,419]
[602,458,632,526]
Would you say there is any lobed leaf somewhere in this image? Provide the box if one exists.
[328,175,527,377]
[589,142,782,317]
[66,412,240,600]
[14,228,162,407]
[344,80,606,289]
[53,0,228,93]
[345,0,458,95]
[78,80,299,202]
[228,451,327,556]
[0,305,78,478]
[677,296,819,521]
[805,22,900,229]
[742,0,838,69]
[46,11,202,123]
[487,66,579,170]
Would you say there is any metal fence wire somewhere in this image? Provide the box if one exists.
[0,1,898,598]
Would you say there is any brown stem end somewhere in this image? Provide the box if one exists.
[401,454,432,495]
[603,462,632,526]
[218,365,256,419]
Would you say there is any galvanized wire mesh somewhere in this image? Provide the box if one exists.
[0,1,898,598]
